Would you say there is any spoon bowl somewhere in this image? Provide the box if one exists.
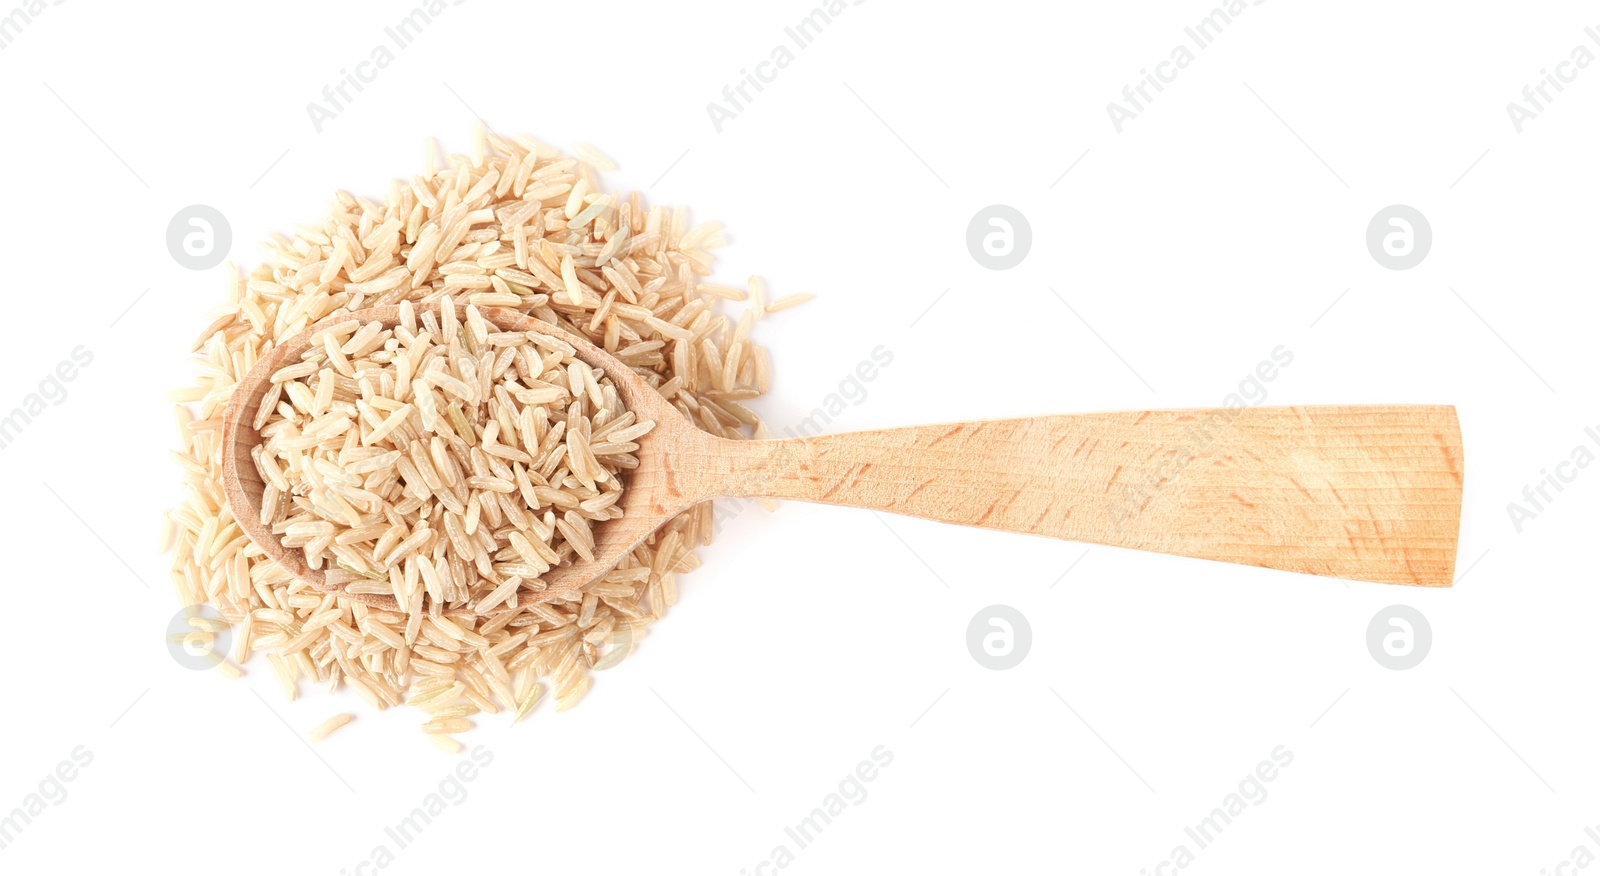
[221,304,714,611]
[222,304,1465,612]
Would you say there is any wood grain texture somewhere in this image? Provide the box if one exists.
[221,305,1464,611]
[685,406,1464,587]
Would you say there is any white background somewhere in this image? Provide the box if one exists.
[1,1,1597,873]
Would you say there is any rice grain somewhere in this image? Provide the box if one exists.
[308,713,354,741]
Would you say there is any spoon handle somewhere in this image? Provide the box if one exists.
[699,405,1462,586]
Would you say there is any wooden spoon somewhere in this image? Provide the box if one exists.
[221,305,1464,611]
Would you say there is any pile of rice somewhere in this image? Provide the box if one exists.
[163,126,791,743]
[257,299,655,613]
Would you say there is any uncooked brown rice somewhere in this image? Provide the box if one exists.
[764,293,814,314]
[255,299,652,613]
[308,713,354,741]
[165,125,802,740]
[429,735,465,755]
